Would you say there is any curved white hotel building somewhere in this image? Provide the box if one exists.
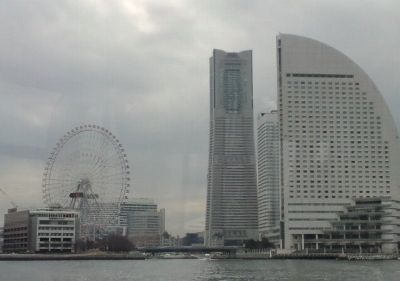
[205,49,258,247]
[277,34,400,253]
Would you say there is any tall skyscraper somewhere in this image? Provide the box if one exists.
[205,49,258,247]
[277,34,400,253]
[256,111,281,245]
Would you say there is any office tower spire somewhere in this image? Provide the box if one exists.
[205,49,258,247]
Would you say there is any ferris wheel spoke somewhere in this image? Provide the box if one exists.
[88,155,123,176]
[60,196,72,208]
[90,170,124,182]
[89,164,124,177]
[86,158,110,178]
[47,183,77,192]
[89,137,112,166]
[44,178,78,183]
[45,185,76,194]
[90,178,126,183]
[98,170,129,177]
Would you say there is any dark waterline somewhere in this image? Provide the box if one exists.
[1,259,399,281]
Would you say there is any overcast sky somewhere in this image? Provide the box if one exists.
[0,0,399,235]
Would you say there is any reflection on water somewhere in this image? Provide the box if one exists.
[0,259,399,281]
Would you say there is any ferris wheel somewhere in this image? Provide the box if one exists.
[42,125,130,238]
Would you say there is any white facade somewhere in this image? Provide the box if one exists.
[257,111,281,243]
[120,198,157,226]
[86,202,119,225]
[277,34,400,252]
[30,207,79,253]
[206,49,258,246]
[320,198,400,253]
[81,202,121,239]
[121,199,165,247]
[129,208,164,237]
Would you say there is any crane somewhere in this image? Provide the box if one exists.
[0,187,18,209]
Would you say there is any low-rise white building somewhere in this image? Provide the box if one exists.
[30,207,79,253]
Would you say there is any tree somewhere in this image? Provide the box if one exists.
[99,234,135,252]
[244,239,258,249]
[244,238,274,249]
[260,237,274,249]
[75,238,98,252]
[182,233,204,246]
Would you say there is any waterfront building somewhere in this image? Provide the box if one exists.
[257,111,281,245]
[121,199,165,247]
[159,208,165,237]
[30,207,79,253]
[318,198,400,253]
[277,34,400,253]
[2,208,30,253]
[120,198,157,226]
[126,209,165,247]
[86,202,119,226]
[0,227,3,253]
[2,206,79,253]
[205,49,258,247]
[84,202,123,239]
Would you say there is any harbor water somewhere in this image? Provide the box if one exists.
[0,259,399,281]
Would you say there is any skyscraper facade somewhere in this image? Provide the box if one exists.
[120,198,165,247]
[205,49,258,247]
[257,111,281,245]
[277,34,400,252]
[119,198,158,227]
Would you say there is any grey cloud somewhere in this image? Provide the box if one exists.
[0,143,47,160]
